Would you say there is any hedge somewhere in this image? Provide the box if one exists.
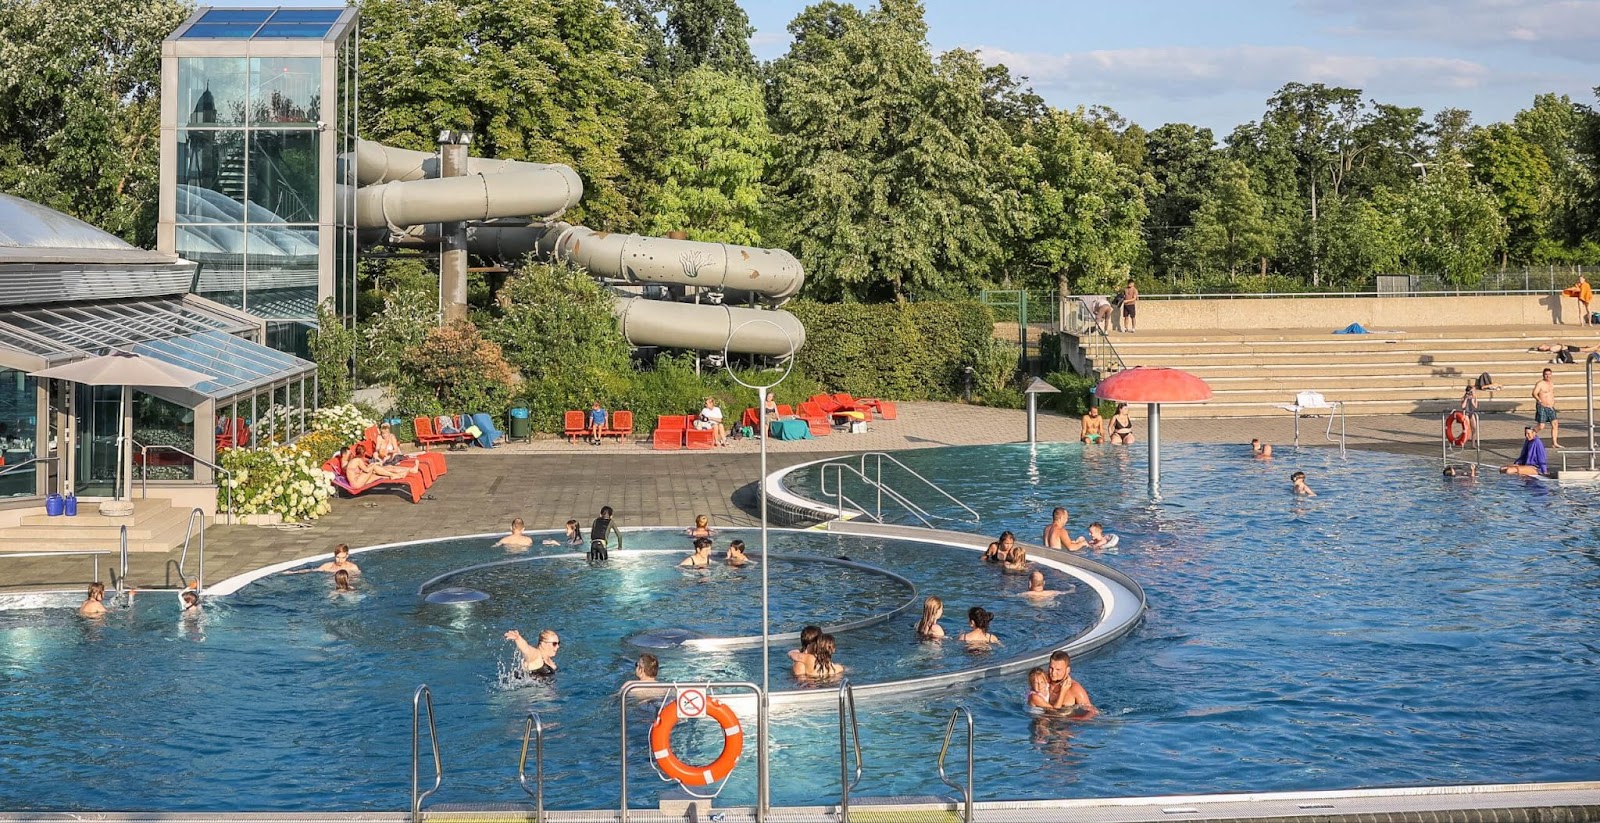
[786,300,996,400]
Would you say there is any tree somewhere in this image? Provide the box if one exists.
[1316,196,1403,286]
[0,0,189,245]
[617,0,757,80]
[766,0,1012,301]
[357,0,650,228]
[484,262,632,431]
[1384,170,1508,284]
[1468,123,1556,265]
[1009,110,1150,297]
[639,67,772,245]
[1143,123,1221,282]
[1177,159,1274,278]
[398,320,517,414]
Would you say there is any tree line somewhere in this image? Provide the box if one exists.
[5,0,1600,301]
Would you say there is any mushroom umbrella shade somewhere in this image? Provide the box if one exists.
[1095,367,1214,497]
[31,352,212,500]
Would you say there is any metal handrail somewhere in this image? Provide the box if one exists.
[1066,301,1129,379]
[518,712,545,821]
[819,462,936,528]
[0,455,60,481]
[118,525,128,593]
[1586,352,1600,471]
[860,453,981,524]
[177,507,206,592]
[411,685,442,823]
[134,441,233,525]
[838,679,863,822]
[0,549,110,584]
[936,706,974,823]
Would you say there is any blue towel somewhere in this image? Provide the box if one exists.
[469,412,503,448]
[1334,322,1370,334]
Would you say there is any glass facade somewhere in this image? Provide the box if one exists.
[0,369,37,499]
[133,392,197,481]
[175,55,321,322]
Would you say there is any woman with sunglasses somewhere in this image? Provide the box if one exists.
[504,628,561,678]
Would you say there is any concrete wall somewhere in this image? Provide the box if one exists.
[1134,293,1569,331]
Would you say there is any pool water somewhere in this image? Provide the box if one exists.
[7,440,1600,811]
[0,528,1097,811]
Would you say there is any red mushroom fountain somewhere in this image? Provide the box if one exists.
[1095,367,1214,497]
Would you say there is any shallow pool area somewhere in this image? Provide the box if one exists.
[4,440,1600,813]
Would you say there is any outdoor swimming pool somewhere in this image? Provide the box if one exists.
[4,441,1599,812]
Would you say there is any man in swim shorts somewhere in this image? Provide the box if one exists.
[1080,406,1105,444]
[1500,426,1548,477]
[1532,368,1560,448]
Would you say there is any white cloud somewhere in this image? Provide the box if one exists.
[972,45,1501,102]
[1297,0,1600,61]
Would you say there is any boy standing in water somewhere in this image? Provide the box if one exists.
[589,505,622,561]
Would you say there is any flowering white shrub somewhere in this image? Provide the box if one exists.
[311,404,375,445]
[219,432,338,521]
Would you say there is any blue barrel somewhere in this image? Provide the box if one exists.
[45,494,63,517]
[63,495,77,517]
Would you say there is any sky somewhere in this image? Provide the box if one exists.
[741,0,1600,135]
[208,0,1600,136]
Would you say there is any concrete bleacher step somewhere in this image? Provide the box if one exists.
[0,501,197,553]
[1090,323,1598,419]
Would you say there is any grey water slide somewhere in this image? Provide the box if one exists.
[345,140,806,355]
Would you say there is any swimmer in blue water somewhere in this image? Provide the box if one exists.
[505,629,559,677]
[679,537,713,568]
[495,517,533,550]
[1086,522,1111,550]
[1019,570,1064,602]
[725,539,752,566]
[685,514,718,541]
[1291,471,1316,496]
[543,519,584,547]
[984,531,1016,563]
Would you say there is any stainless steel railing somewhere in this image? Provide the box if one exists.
[518,712,545,821]
[860,453,980,524]
[177,507,206,592]
[837,679,865,823]
[619,681,765,823]
[819,453,980,527]
[937,706,975,823]
[118,525,128,593]
[0,549,110,584]
[133,441,234,525]
[411,685,443,823]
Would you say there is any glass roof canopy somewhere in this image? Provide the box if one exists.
[177,8,344,40]
[0,297,315,401]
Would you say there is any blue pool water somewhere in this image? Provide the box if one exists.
[5,441,1600,811]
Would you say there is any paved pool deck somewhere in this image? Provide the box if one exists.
[0,402,1561,593]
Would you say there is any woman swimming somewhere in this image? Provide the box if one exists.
[679,537,714,568]
[915,595,945,640]
[333,569,355,592]
[684,514,718,540]
[505,629,560,677]
[984,531,1015,563]
[957,606,1000,646]
[542,519,584,547]
[807,634,845,681]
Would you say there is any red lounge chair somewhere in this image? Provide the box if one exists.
[363,426,446,485]
[321,458,424,504]
[415,416,470,451]
[216,417,250,451]
[776,404,794,418]
[740,407,761,430]
[685,426,716,449]
[810,394,845,414]
[653,415,688,450]
[797,402,833,437]
[873,400,897,420]
[564,410,589,443]
[605,410,634,442]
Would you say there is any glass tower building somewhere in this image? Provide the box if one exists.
[158,7,359,357]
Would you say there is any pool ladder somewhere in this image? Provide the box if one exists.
[819,452,980,527]
[836,679,975,823]
[409,686,548,823]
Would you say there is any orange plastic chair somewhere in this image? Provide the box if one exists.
[653,415,687,450]
[415,416,470,451]
[564,410,589,443]
[776,404,794,418]
[605,410,634,442]
[685,427,716,449]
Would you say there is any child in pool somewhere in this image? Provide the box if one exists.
[1087,522,1110,550]
[1027,667,1053,712]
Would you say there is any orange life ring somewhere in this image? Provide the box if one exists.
[1446,411,1472,447]
[648,693,744,787]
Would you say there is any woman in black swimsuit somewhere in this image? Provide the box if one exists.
[984,531,1016,563]
[1110,404,1135,445]
[505,628,560,677]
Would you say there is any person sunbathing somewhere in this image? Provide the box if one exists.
[343,444,415,486]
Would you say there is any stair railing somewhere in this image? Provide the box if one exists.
[819,462,936,528]
[411,685,443,823]
[837,679,864,823]
[134,441,234,525]
[518,711,545,821]
[936,706,975,823]
[175,507,206,592]
[859,453,980,524]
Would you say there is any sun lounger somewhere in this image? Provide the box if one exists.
[321,458,424,504]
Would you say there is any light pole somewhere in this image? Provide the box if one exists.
[720,320,796,819]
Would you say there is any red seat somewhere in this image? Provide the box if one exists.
[740,407,761,430]
[832,393,859,409]
[685,428,716,449]
[605,410,634,442]
[810,394,845,414]
[414,416,470,451]
[216,417,250,451]
[564,410,588,443]
[652,415,688,450]
[873,400,897,420]
[797,402,832,436]
[776,404,794,418]
[321,457,424,504]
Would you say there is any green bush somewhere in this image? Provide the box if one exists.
[1043,370,1114,417]
[787,300,996,399]
[395,320,516,416]
[618,355,721,430]
[308,300,356,405]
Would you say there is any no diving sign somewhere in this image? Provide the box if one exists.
[676,688,707,718]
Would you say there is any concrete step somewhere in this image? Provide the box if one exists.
[0,502,197,554]
[0,534,183,553]
[1117,350,1554,366]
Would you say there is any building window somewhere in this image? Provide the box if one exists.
[133,392,196,481]
[178,58,249,128]
[0,369,38,498]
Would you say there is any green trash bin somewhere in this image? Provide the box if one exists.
[508,407,531,441]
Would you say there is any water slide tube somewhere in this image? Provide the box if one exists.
[348,140,807,355]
